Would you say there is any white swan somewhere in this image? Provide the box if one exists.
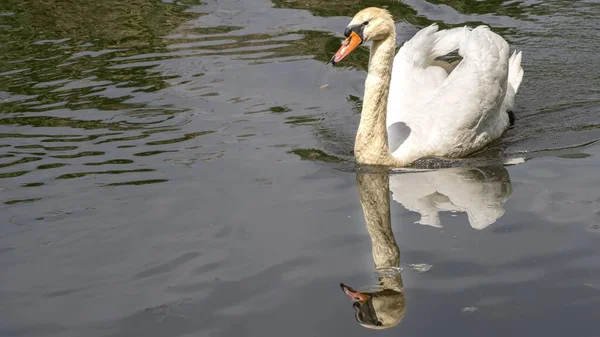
[331,7,524,167]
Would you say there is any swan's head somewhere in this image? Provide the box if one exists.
[340,282,406,330]
[331,7,394,65]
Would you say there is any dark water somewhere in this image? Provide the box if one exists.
[1,0,600,336]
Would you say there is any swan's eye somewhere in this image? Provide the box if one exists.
[363,21,370,26]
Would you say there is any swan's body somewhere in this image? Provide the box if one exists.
[387,25,523,163]
[332,8,524,167]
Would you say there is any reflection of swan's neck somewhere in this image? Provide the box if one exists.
[357,172,402,290]
[355,32,398,166]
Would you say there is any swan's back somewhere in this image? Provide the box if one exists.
[386,24,523,163]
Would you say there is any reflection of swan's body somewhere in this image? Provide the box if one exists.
[341,172,405,330]
[331,8,524,167]
[390,166,512,229]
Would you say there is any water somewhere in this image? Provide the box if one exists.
[1,0,600,336]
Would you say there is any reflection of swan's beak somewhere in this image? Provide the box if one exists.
[340,283,371,304]
[331,31,362,65]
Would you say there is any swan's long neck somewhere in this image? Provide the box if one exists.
[355,31,398,166]
[357,172,403,291]
[357,172,400,271]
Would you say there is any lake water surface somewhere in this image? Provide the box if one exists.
[2,1,600,336]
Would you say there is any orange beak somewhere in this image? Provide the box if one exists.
[340,283,371,304]
[331,31,363,65]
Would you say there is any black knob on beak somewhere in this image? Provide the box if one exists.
[344,26,352,37]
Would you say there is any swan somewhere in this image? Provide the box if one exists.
[330,7,524,167]
[339,166,513,328]
[340,171,405,329]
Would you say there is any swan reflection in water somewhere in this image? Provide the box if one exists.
[340,165,512,329]
[391,165,512,229]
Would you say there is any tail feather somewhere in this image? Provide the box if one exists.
[502,50,524,115]
[507,51,524,94]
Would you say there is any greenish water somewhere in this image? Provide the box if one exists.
[1,1,600,336]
